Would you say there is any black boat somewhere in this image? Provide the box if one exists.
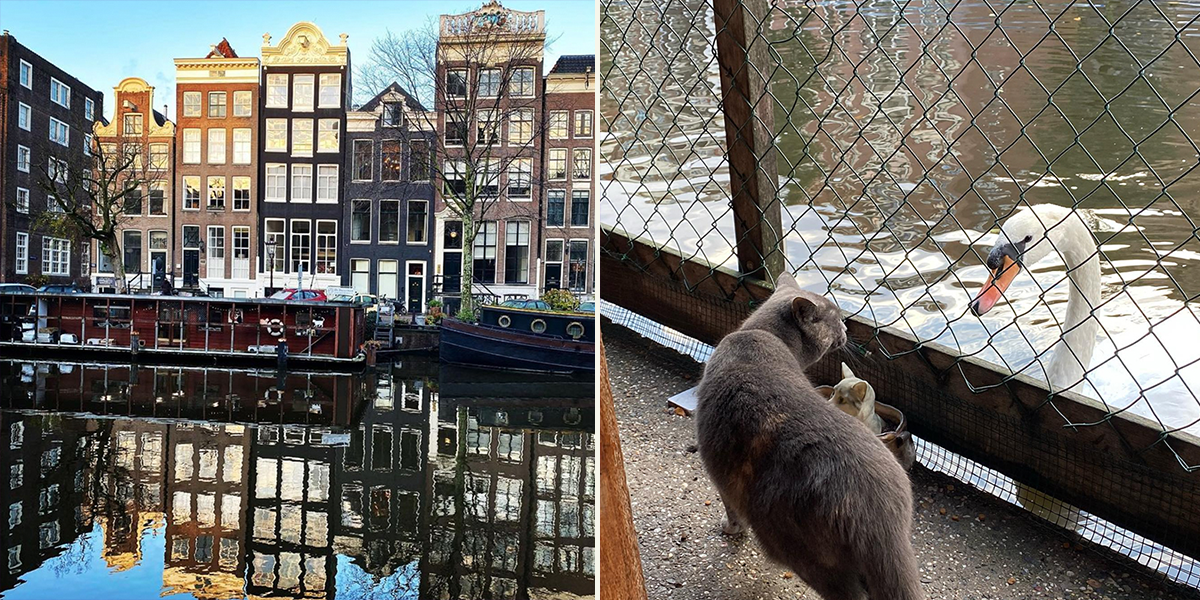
[439,305,594,373]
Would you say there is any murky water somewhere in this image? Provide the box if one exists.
[601,0,1200,434]
[0,360,595,600]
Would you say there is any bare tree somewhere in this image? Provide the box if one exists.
[358,6,553,314]
[30,132,168,293]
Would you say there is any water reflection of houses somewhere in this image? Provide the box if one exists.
[91,419,167,572]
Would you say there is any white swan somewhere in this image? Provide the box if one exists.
[969,204,1101,391]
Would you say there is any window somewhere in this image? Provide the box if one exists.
[183,129,201,163]
[477,110,499,145]
[207,176,225,210]
[233,177,251,211]
[47,193,63,213]
[512,67,535,97]
[207,226,224,272]
[319,74,341,107]
[316,165,338,203]
[49,118,69,146]
[508,159,532,199]
[410,140,430,181]
[473,222,497,283]
[407,200,428,244]
[353,140,373,181]
[233,90,252,117]
[289,220,311,272]
[547,190,565,226]
[17,146,30,173]
[265,220,285,272]
[380,200,399,243]
[479,68,501,97]
[17,189,30,214]
[123,230,142,273]
[150,144,169,169]
[509,109,533,145]
[208,92,227,118]
[150,231,168,275]
[50,78,70,108]
[572,148,592,180]
[16,233,29,275]
[124,189,142,215]
[292,119,313,157]
[379,260,398,299]
[318,119,339,152]
[291,165,312,202]
[549,111,568,139]
[265,164,286,201]
[293,74,314,111]
[504,221,530,284]
[232,129,252,164]
[382,102,402,127]
[124,114,143,136]
[42,237,70,276]
[574,110,594,137]
[48,157,68,183]
[233,227,250,271]
[479,159,500,197]
[446,116,467,146]
[568,240,588,290]
[316,221,337,274]
[548,149,567,180]
[20,60,32,89]
[267,74,288,107]
[149,184,167,215]
[351,200,371,243]
[208,129,227,163]
[444,161,465,196]
[186,92,203,117]
[18,103,31,131]
[85,133,93,156]
[571,191,591,227]
[265,119,287,152]
[183,177,201,210]
[381,141,402,181]
[351,259,370,293]
[447,69,468,98]
[85,97,95,121]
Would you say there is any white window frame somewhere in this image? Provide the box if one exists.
[291,119,313,158]
[315,220,337,275]
[232,176,251,211]
[50,77,70,108]
[478,68,501,98]
[567,238,590,291]
[49,118,69,147]
[16,188,30,214]
[316,165,338,203]
[264,219,286,272]
[571,190,591,228]
[447,69,469,98]
[406,200,429,246]
[182,129,201,164]
[288,219,312,274]
[208,128,226,164]
[266,74,288,108]
[318,74,341,108]
[207,226,225,278]
[512,67,536,98]
[574,110,594,138]
[379,199,400,245]
[232,128,252,164]
[317,119,340,153]
[291,164,313,203]
[264,164,287,202]
[150,143,169,170]
[18,103,31,131]
[183,176,201,211]
[350,199,372,244]
[549,111,568,139]
[548,148,566,181]
[265,119,287,153]
[15,233,29,275]
[41,237,70,276]
[207,176,226,210]
[292,74,315,112]
[233,90,253,117]
[84,133,93,156]
[17,146,30,173]
[19,60,32,89]
[85,97,95,121]
[507,159,532,201]
[183,91,202,117]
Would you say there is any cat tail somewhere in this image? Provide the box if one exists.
[864,534,923,600]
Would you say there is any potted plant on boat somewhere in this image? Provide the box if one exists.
[427,298,443,319]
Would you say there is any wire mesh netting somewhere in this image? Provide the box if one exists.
[600,0,1200,588]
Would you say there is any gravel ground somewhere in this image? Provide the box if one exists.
[603,322,1199,600]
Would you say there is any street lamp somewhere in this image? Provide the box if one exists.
[265,240,276,295]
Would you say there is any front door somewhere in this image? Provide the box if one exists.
[443,251,461,294]
[183,249,200,287]
[545,263,562,290]
[407,263,425,314]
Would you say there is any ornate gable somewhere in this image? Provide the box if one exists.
[261,21,348,66]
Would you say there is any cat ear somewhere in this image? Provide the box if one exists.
[852,381,869,399]
[777,272,800,290]
[841,362,854,380]
[791,295,818,324]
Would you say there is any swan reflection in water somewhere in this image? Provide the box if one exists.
[0,360,596,600]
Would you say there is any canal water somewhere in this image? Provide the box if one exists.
[0,359,595,600]
[601,0,1200,434]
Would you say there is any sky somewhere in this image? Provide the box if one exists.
[0,0,596,120]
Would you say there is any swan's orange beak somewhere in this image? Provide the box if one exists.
[971,256,1019,316]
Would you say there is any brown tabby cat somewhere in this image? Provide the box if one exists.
[696,274,922,600]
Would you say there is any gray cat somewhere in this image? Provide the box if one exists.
[696,274,922,600]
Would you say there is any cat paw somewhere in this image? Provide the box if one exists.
[720,517,746,536]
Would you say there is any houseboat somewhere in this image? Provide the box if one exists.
[0,293,368,366]
[439,305,595,374]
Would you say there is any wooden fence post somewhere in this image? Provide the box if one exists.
[599,334,648,600]
[714,0,784,282]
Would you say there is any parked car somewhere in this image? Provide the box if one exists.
[0,284,36,295]
[269,289,328,302]
[499,298,552,311]
[36,284,85,294]
[578,301,595,313]
[328,292,382,311]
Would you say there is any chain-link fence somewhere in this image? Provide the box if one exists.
[601,0,1200,589]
